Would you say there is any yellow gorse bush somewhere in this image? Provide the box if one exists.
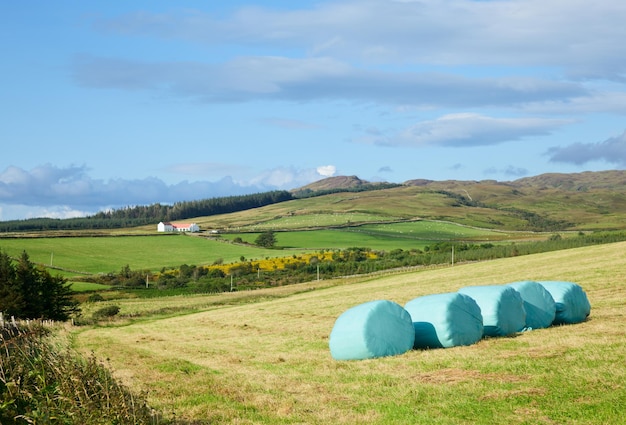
[157,249,378,278]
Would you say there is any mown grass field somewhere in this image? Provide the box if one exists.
[73,242,626,424]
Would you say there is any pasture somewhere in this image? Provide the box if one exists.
[221,220,525,250]
[0,235,307,275]
[73,242,626,424]
[0,221,526,276]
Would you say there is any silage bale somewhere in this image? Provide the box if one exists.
[538,281,591,324]
[458,285,526,337]
[329,300,415,360]
[404,292,483,349]
[507,280,556,329]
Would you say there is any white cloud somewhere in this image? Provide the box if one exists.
[246,166,327,189]
[316,165,337,177]
[359,113,571,147]
[0,204,93,221]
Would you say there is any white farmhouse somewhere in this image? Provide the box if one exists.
[157,222,200,233]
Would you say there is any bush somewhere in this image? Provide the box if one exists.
[87,293,105,303]
[92,305,120,320]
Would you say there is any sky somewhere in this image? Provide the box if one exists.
[2,0,626,221]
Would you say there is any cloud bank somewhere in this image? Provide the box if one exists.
[547,131,626,166]
[93,0,626,79]
[73,55,586,108]
[0,164,335,220]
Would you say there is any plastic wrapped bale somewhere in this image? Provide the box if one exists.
[458,285,526,337]
[507,280,556,329]
[404,292,483,349]
[538,281,591,325]
[329,300,415,360]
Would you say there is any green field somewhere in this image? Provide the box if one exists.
[70,281,113,292]
[73,242,626,424]
[0,235,307,275]
[0,221,528,276]
[223,220,525,250]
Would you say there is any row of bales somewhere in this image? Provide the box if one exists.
[329,280,591,361]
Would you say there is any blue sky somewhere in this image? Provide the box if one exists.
[2,0,626,221]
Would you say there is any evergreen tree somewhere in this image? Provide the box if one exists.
[0,250,78,321]
[0,251,24,317]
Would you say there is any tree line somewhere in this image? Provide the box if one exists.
[0,190,294,232]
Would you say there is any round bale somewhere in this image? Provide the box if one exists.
[508,280,556,329]
[538,281,591,325]
[329,300,415,361]
[404,292,483,349]
[458,285,526,337]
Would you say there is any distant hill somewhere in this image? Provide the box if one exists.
[291,175,400,198]
[192,169,626,233]
[294,175,369,192]
[512,170,626,190]
[3,170,626,234]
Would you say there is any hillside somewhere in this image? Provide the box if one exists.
[190,170,626,233]
[293,175,370,192]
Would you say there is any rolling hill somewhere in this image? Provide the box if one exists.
[2,170,625,236]
[190,170,626,233]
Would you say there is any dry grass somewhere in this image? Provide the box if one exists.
[74,242,626,424]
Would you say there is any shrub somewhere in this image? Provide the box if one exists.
[87,293,105,303]
[92,305,120,320]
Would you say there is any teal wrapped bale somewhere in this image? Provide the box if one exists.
[538,281,591,324]
[508,280,556,329]
[329,300,415,360]
[458,285,526,337]
[404,292,483,349]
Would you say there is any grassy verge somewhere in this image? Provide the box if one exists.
[74,241,626,424]
[0,323,157,424]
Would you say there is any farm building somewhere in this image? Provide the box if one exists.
[157,222,200,233]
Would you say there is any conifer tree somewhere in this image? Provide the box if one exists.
[0,250,78,321]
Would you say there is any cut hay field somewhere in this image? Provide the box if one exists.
[74,242,626,424]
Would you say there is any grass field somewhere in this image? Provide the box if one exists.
[221,220,528,251]
[73,242,626,424]
[0,221,529,277]
[70,281,112,292]
[0,235,308,275]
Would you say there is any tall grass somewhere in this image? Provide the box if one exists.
[0,323,158,424]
